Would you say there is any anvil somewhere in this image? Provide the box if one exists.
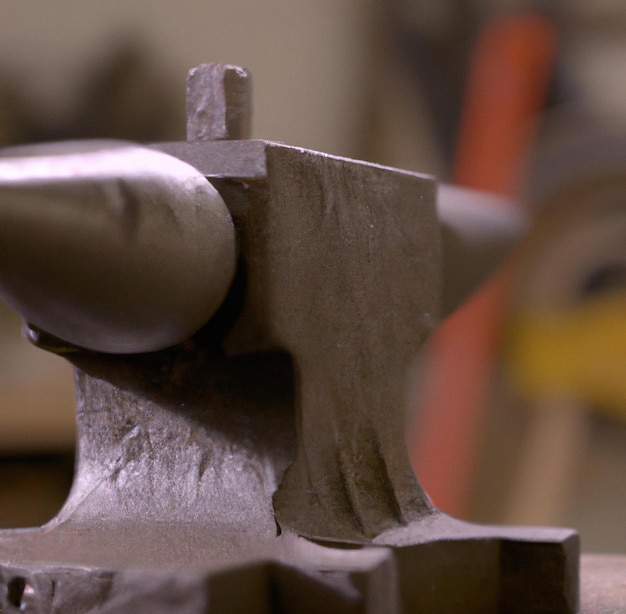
[0,63,582,613]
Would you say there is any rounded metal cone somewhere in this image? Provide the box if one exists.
[0,140,236,353]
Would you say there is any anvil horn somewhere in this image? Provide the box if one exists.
[0,140,236,353]
[437,183,528,317]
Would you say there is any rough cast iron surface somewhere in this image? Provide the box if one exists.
[0,139,580,612]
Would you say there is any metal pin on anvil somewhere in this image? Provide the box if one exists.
[0,63,580,613]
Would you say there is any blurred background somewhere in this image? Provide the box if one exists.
[0,0,624,552]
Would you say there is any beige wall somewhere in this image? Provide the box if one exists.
[0,0,374,156]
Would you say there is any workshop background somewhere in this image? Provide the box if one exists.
[0,0,625,553]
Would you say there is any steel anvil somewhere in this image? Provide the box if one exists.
[0,64,577,613]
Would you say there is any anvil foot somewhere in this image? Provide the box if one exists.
[0,513,578,613]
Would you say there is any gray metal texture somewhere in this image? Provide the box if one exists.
[0,63,580,612]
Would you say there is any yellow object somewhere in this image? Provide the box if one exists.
[508,292,626,419]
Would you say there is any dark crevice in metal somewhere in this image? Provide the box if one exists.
[7,576,26,608]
